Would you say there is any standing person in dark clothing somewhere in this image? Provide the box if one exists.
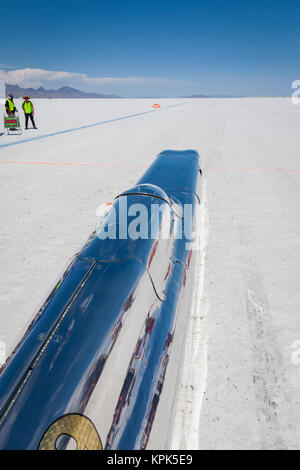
[5,94,17,116]
[22,96,37,129]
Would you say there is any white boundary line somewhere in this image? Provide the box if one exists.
[171,177,210,450]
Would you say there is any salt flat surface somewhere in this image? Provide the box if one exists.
[0,97,300,449]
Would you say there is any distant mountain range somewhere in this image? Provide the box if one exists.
[4,84,244,99]
[5,84,122,99]
[181,94,243,98]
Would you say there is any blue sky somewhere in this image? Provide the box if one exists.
[0,0,299,96]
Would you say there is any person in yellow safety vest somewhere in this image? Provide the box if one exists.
[5,94,17,116]
[22,96,37,130]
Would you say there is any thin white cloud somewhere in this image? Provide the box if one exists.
[0,68,83,88]
[0,67,196,96]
